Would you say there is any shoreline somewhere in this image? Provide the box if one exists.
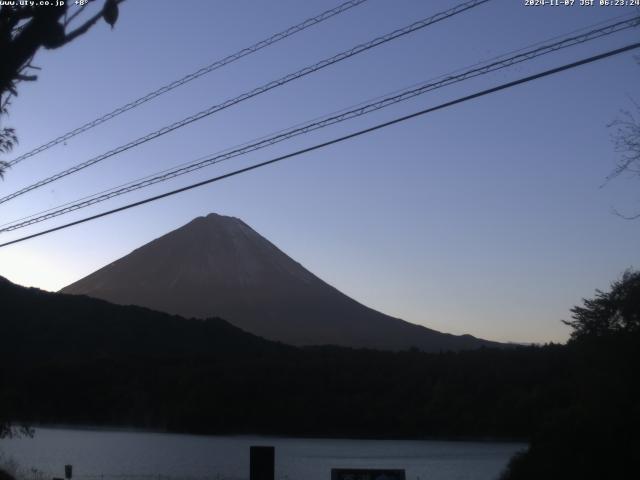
[9,423,528,445]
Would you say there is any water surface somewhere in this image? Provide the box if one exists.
[0,427,524,480]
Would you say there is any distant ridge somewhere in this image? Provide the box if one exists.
[62,213,502,352]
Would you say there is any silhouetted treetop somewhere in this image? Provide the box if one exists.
[0,0,124,178]
[563,269,640,340]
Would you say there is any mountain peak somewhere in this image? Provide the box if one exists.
[61,215,502,352]
[187,212,243,227]
[203,212,241,222]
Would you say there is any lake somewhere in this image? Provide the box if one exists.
[0,427,525,480]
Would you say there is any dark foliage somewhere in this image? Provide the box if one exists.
[501,271,640,479]
[0,1,122,178]
[0,0,122,97]
[563,269,640,340]
[1,271,638,479]
[0,470,15,480]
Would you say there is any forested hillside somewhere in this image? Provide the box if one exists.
[2,276,556,438]
[1,273,638,479]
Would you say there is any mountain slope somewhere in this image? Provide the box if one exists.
[0,275,280,359]
[0,275,563,439]
[61,213,501,351]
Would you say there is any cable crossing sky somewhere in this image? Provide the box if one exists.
[0,14,637,233]
[6,0,370,168]
[1,41,638,249]
[0,0,491,205]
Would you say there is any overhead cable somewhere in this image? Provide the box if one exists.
[6,0,370,167]
[1,14,637,233]
[0,0,491,204]
[1,41,638,248]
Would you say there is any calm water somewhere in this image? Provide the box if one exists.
[0,427,524,480]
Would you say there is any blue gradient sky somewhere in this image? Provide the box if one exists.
[0,0,638,343]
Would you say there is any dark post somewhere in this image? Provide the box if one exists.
[64,466,72,480]
[249,446,274,480]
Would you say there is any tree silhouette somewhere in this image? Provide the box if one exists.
[610,101,640,186]
[502,269,640,479]
[606,59,640,219]
[563,269,640,340]
[0,0,123,180]
[0,0,123,435]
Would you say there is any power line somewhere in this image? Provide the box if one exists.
[1,41,638,249]
[0,0,491,205]
[6,0,370,168]
[1,15,637,233]
[5,11,634,230]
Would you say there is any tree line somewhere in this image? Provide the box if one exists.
[1,271,638,479]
